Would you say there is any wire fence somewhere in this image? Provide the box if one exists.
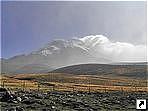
[1,79,147,93]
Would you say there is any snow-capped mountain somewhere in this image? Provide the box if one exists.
[30,35,111,58]
[1,35,146,74]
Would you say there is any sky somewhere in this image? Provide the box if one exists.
[1,1,147,58]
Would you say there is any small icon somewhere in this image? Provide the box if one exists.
[136,99,146,109]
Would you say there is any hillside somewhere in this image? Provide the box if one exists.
[51,63,147,79]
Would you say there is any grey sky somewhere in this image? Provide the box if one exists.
[2,1,147,58]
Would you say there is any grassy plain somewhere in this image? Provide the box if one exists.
[1,73,147,92]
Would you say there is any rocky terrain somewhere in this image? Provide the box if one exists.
[1,87,148,111]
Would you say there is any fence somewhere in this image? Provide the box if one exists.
[1,78,147,93]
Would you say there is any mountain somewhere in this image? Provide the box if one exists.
[1,35,146,74]
[112,62,148,65]
[11,64,53,74]
[51,63,147,79]
[1,35,111,74]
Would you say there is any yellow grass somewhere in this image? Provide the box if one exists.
[0,73,147,92]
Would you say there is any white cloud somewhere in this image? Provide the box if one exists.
[79,35,147,62]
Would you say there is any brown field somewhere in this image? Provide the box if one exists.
[1,73,148,92]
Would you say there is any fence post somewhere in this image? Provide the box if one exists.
[88,79,91,93]
[22,80,25,91]
[2,80,5,88]
[104,87,107,93]
[52,85,55,91]
[72,86,75,92]
[37,82,40,92]
[135,85,137,92]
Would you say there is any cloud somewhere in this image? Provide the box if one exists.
[79,35,147,62]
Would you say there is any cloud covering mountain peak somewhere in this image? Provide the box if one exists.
[33,34,146,62]
[79,35,109,45]
[78,35,146,62]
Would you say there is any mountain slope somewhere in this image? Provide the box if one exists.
[51,63,147,79]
